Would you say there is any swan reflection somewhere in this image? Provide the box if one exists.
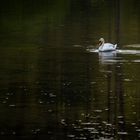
[99,51,117,64]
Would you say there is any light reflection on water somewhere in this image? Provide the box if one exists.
[88,48,140,64]
[0,47,139,140]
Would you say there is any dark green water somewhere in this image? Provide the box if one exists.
[0,0,140,140]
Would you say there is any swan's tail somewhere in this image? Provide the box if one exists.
[114,44,117,49]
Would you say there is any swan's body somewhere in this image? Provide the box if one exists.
[98,38,117,52]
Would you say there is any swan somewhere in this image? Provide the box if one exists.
[98,38,117,52]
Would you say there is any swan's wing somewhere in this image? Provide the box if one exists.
[100,43,116,51]
[105,43,117,48]
[104,43,113,47]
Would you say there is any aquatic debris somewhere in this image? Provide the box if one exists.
[5,97,9,100]
[102,121,107,124]
[94,110,103,113]
[90,82,96,85]
[106,123,112,126]
[101,132,112,136]
[117,116,124,119]
[132,112,136,115]
[31,128,40,134]
[67,134,75,138]
[136,129,140,132]
[60,119,67,126]
[99,137,114,140]
[132,60,140,63]
[38,100,43,104]
[90,130,99,134]
[73,44,83,48]
[9,104,16,107]
[48,109,52,112]
[81,113,85,116]
[6,92,14,96]
[83,127,96,131]
[75,137,87,140]
[49,93,56,98]
[117,132,128,135]
[81,122,100,126]
[124,79,132,82]
[42,92,48,96]
[131,123,136,126]
[74,128,83,132]
[118,121,124,124]
[104,108,109,111]
[0,130,16,135]
[62,82,72,86]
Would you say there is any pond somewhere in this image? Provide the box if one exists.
[0,0,140,140]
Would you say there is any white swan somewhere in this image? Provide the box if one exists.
[98,38,117,52]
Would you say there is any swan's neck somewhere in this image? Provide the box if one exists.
[100,41,104,48]
[101,41,104,46]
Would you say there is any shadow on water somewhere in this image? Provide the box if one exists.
[0,0,140,140]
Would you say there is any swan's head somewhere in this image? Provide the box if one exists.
[99,38,105,45]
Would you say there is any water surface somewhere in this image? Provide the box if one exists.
[0,0,140,140]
